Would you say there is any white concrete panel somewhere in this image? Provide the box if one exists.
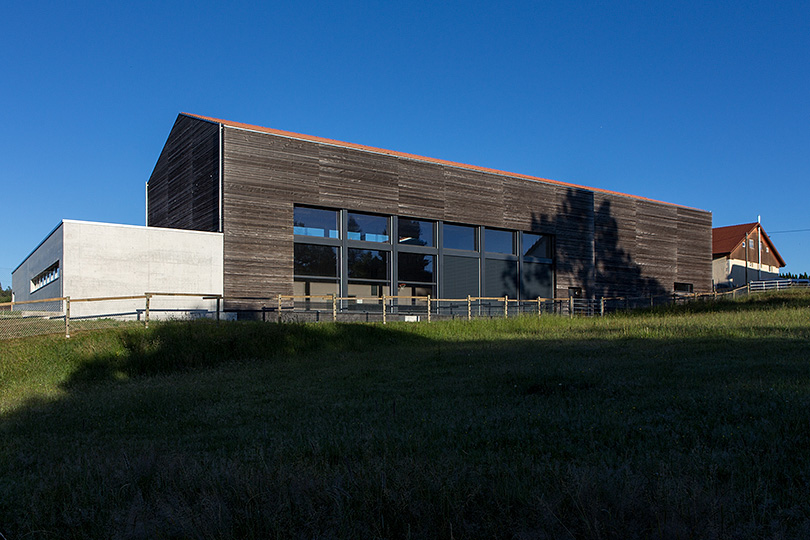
[13,220,223,320]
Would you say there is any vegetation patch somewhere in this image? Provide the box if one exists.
[2,290,810,538]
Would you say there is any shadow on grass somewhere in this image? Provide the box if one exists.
[4,302,810,539]
[62,319,432,387]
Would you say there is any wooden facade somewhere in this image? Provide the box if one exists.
[147,113,712,307]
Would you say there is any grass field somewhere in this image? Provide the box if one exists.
[2,290,810,539]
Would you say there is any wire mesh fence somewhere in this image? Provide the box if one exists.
[0,293,221,340]
[0,297,66,340]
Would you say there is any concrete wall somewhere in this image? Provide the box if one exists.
[12,222,65,303]
[13,220,224,319]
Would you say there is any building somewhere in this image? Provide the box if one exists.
[13,112,712,316]
[712,222,785,289]
[12,220,222,319]
[146,113,712,309]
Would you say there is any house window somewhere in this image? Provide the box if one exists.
[31,262,60,292]
[674,282,694,293]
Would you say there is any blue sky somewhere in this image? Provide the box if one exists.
[2,1,809,289]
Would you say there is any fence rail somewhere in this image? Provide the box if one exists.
[1,280,806,340]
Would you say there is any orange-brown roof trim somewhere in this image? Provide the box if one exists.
[181,112,705,211]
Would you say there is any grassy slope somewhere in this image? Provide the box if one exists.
[2,291,810,539]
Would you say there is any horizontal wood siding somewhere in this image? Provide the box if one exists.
[147,115,219,232]
[216,124,712,305]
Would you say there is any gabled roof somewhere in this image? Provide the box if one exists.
[712,222,785,266]
[181,112,705,211]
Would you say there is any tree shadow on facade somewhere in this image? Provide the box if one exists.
[527,188,667,299]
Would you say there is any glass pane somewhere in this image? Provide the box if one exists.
[397,284,435,297]
[443,223,476,251]
[347,212,389,242]
[485,258,518,297]
[398,253,434,283]
[485,228,513,254]
[348,249,389,280]
[294,279,339,297]
[293,207,339,239]
[523,233,550,258]
[521,261,553,299]
[442,255,479,298]
[347,283,390,298]
[398,218,434,247]
[294,244,338,277]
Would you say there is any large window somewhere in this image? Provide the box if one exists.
[523,233,551,259]
[347,212,389,243]
[294,207,339,239]
[398,219,434,247]
[397,253,435,297]
[292,206,554,300]
[443,223,476,251]
[485,228,514,254]
[293,244,339,296]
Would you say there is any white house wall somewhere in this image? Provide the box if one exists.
[14,220,224,320]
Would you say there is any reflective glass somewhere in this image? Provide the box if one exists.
[443,223,476,251]
[347,212,389,242]
[485,228,514,254]
[294,244,338,277]
[398,219,434,247]
[523,233,550,259]
[348,249,389,280]
[293,207,339,239]
[398,253,434,283]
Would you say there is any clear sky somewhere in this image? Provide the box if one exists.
[2,1,809,289]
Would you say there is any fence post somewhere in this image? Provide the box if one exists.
[145,294,151,328]
[427,295,431,323]
[538,297,542,318]
[382,294,387,324]
[277,294,282,322]
[65,296,71,339]
[600,298,605,317]
[569,296,574,318]
[747,282,751,295]
[216,296,221,323]
[467,295,472,321]
[503,296,508,318]
[332,294,337,322]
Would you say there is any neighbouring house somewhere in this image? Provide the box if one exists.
[14,112,713,317]
[712,222,785,289]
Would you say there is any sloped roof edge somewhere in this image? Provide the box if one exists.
[712,222,785,267]
[180,112,706,212]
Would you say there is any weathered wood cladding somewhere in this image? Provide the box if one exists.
[147,115,220,232]
[211,118,712,303]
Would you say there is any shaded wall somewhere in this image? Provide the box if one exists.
[211,118,711,305]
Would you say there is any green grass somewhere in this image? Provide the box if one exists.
[2,290,810,538]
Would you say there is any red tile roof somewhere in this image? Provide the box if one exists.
[712,222,785,266]
[181,112,705,211]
